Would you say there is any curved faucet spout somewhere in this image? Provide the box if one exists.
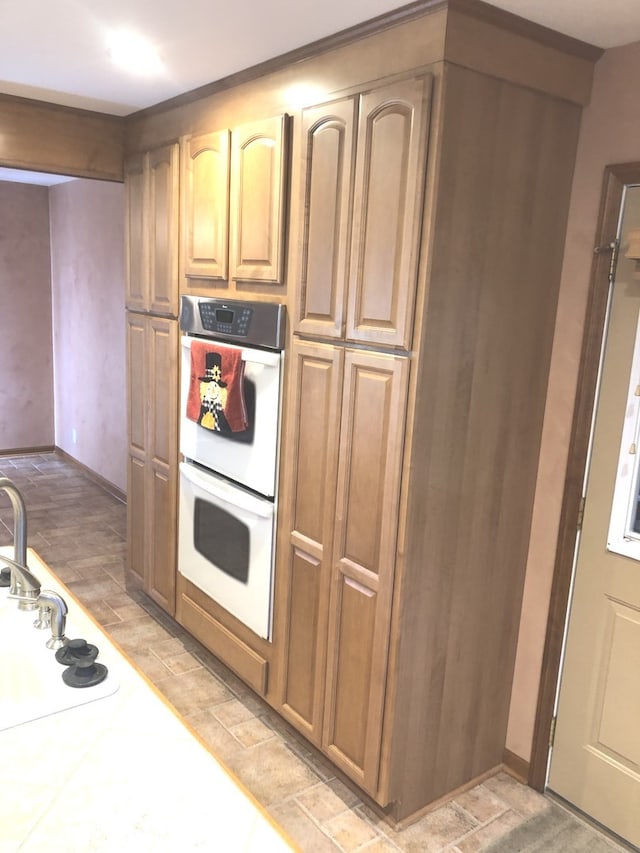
[0,477,29,598]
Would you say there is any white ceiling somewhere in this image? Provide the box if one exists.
[1,0,640,118]
[1,0,640,185]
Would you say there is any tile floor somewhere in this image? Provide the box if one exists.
[0,452,616,851]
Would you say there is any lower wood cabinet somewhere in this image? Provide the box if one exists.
[277,339,409,797]
[126,312,178,614]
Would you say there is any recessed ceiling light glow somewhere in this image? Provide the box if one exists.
[107,29,164,76]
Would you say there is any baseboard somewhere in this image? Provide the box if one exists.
[502,748,530,784]
[0,445,56,456]
[54,448,126,504]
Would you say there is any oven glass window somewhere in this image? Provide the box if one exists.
[193,498,250,583]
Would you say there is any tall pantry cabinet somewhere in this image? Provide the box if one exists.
[274,43,595,819]
[278,76,431,795]
[125,143,179,615]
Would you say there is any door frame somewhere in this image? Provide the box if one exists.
[529,161,640,789]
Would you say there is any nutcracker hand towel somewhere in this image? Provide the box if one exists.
[186,341,248,433]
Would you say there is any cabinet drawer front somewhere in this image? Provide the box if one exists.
[347,76,432,349]
[229,114,289,283]
[182,130,230,280]
[296,98,356,338]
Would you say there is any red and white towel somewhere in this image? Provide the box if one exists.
[186,341,248,433]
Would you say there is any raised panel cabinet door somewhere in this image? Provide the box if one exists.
[181,130,230,280]
[229,114,289,283]
[148,316,178,468]
[147,460,177,614]
[278,341,344,742]
[295,98,356,338]
[323,348,409,795]
[124,153,148,312]
[148,143,180,316]
[346,76,432,349]
[126,312,147,455]
[126,454,147,588]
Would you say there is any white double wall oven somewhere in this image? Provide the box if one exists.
[178,296,286,639]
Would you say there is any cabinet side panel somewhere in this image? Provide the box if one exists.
[385,64,583,817]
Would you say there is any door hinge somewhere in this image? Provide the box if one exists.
[577,496,586,531]
[593,239,620,283]
[549,716,557,748]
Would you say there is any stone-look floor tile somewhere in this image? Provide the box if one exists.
[123,647,174,683]
[453,783,509,824]
[297,782,356,823]
[453,809,524,852]
[363,803,478,853]
[157,667,233,715]
[186,708,252,765]
[227,740,323,806]
[323,809,382,851]
[482,771,550,818]
[230,715,276,748]
[158,650,203,675]
[268,800,342,852]
[214,697,261,729]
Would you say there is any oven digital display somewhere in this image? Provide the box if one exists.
[215,308,234,324]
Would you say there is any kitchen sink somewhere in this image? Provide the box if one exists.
[0,565,118,731]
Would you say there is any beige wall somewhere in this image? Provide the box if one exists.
[49,179,126,492]
[0,181,54,451]
[507,40,640,761]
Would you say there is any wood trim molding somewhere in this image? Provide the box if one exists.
[447,0,603,60]
[503,748,530,784]
[529,162,640,790]
[0,446,55,457]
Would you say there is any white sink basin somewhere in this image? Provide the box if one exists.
[0,557,118,732]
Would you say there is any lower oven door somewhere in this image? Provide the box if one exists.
[178,461,275,640]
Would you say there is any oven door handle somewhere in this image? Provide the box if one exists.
[181,336,281,367]
[180,462,274,518]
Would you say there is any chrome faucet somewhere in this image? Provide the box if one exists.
[0,478,39,609]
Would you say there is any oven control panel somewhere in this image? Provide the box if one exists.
[198,302,252,337]
[180,295,286,350]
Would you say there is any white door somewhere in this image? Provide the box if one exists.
[547,185,640,847]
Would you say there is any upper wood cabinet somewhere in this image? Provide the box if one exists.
[229,114,289,284]
[295,77,432,349]
[181,130,230,281]
[125,143,180,316]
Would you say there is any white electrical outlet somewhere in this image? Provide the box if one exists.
[71,428,77,444]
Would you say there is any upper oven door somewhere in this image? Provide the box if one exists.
[180,336,283,497]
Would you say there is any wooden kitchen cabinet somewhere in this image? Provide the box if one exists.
[126,313,178,614]
[229,114,289,284]
[295,77,431,349]
[278,340,409,795]
[125,143,180,316]
[181,130,230,281]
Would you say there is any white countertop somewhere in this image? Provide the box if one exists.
[0,548,294,852]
